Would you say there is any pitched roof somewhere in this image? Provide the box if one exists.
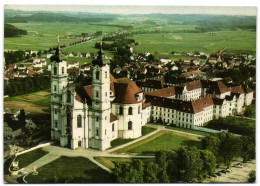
[208,81,230,94]
[114,78,143,104]
[231,85,245,94]
[182,70,202,78]
[146,87,175,98]
[110,113,118,122]
[136,79,164,89]
[146,96,213,114]
[177,80,202,91]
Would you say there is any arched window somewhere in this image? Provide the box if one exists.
[128,121,132,130]
[112,123,115,131]
[62,67,64,74]
[54,66,57,75]
[77,115,82,128]
[128,107,133,115]
[96,71,99,80]
[119,107,123,115]
[67,91,71,103]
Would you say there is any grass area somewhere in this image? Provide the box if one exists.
[94,157,154,169]
[166,126,210,136]
[4,22,120,51]
[110,138,135,148]
[141,126,157,136]
[4,90,50,107]
[15,148,48,169]
[110,126,157,149]
[113,130,201,155]
[25,156,113,183]
[131,31,256,54]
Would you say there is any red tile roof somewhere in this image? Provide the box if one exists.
[146,87,175,98]
[114,78,143,104]
[178,80,202,91]
[208,81,230,95]
[182,70,202,78]
[231,85,245,94]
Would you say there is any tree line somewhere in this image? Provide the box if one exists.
[4,75,50,97]
[113,132,255,183]
[4,24,27,38]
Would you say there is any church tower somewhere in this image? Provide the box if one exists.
[50,39,68,146]
[88,47,112,150]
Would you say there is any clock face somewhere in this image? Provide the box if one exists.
[54,93,58,98]
[95,100,100,104]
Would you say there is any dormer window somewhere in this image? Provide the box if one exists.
[135,92,143,101]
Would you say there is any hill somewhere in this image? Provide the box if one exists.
[4,24,27,37]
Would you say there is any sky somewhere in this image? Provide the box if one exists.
[4,5,257,16]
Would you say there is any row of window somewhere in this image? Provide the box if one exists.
[119,106,141,115]
[53,66,65,75]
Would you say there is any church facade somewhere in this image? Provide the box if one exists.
[51,48,151,150]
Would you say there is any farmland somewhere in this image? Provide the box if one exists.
[130,30,256,54]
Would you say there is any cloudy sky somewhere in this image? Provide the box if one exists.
[4,5,257,16]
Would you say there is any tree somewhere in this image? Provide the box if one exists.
[18,109,26,127]
[200,150,216,178]
[201,135,221,165]
[241,136,255,162]
[218,132,242,168]
[37,50,42,57]
[144,162,159,183]
[176,147,203,182]
[248,170,256,183]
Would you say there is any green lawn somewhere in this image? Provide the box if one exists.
[110,138,135,148]
[4,90,50,107]
[141,126,157,136]
[25,156,113,183]
[110,126,157,149]
[128,131,201,154]
[15,148,48,169]
[166,126,210,136]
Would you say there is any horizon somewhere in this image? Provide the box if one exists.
[4,5,257,16]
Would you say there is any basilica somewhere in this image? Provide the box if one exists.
[51,46,150,150]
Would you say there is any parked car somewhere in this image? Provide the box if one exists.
[235,163,243,168]
[226,169,232,173]
[220,169,227,174]
[216,172,222,176]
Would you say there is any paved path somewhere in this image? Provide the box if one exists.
[232,115,255,121]
[21,153,60,176]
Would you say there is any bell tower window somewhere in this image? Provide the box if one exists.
[67,91,71,103]
[105,71,108,78]
[128,107,133,115]
[62,67,64,74]
[119,107,123,115]
[96,71,100,80]
[54,66,57,75]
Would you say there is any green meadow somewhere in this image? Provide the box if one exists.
[131,31,256,54]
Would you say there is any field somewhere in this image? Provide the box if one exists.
[94,157,154,169]
[131,31,256,54]
[4,22,121,51]
[4,90,50,114]
[25,156,113,183]
[15,148,48,169]
[113,130,201,155]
